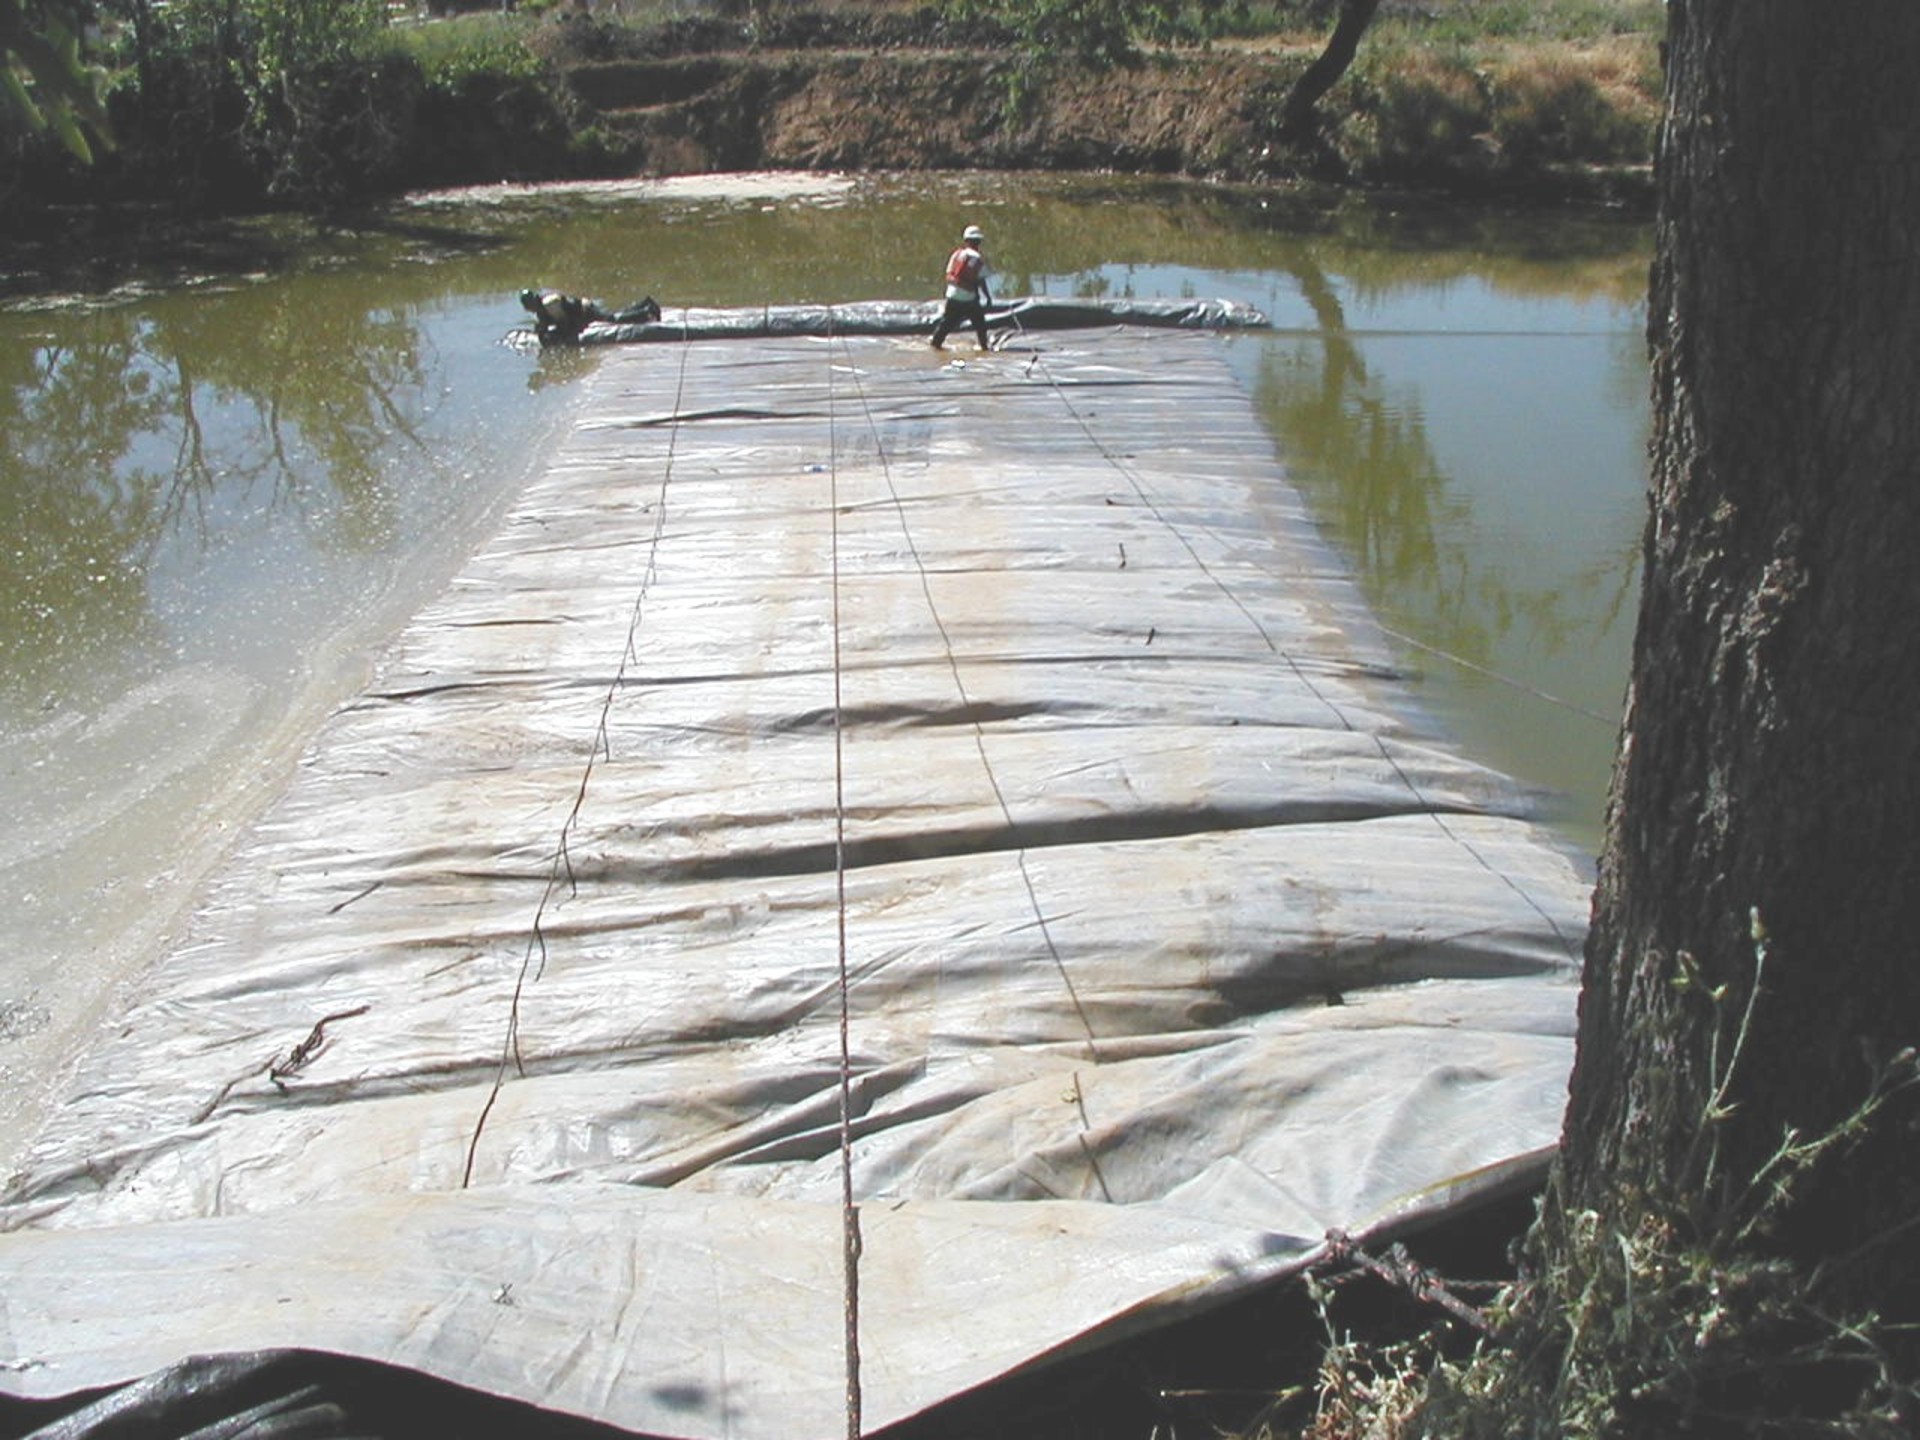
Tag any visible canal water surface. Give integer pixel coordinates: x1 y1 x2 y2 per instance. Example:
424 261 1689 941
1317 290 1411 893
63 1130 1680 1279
0 171 1650 1162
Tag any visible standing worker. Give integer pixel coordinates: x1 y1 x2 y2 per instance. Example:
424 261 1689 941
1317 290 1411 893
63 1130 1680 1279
931 224 992 352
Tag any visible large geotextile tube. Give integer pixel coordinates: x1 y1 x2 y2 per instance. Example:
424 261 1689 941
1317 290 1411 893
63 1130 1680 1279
574 296 1269 344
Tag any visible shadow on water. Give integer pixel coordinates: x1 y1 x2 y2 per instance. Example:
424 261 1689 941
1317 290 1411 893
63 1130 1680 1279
0 203 517 302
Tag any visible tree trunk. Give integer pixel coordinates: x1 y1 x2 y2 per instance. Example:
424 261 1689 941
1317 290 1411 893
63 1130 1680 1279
1279 0 1379 140
1559 0 1920 1321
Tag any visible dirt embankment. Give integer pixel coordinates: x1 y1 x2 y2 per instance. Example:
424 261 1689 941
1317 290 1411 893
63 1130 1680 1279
539 14 1655 206
562 48 1290 180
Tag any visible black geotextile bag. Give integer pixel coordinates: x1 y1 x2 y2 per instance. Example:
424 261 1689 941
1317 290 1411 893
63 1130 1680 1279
1 1350 626 1440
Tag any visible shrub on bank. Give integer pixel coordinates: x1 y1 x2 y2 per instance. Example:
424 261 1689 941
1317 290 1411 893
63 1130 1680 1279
0 6 591 224
383 12 544 92
1325 31 1655 194
1486 48 1658 167
1340 47 1493 180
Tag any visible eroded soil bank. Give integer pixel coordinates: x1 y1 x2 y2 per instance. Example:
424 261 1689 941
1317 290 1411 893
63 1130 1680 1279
544 17 1654 205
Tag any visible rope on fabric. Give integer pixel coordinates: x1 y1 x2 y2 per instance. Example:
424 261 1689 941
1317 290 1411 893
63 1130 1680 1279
832 329 1115 1227
1373 622 1618 727
832 330 1106 1067
821 324 1113 1305
462 327 694 1189
1015 320 1582 965
823 312 865 1440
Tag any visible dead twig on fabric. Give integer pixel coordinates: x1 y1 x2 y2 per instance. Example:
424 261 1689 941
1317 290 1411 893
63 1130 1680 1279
269 1004 372 1092
190 1004 373 1123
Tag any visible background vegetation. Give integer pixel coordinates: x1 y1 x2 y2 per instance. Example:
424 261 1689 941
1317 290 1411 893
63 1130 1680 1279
2 0 1661 226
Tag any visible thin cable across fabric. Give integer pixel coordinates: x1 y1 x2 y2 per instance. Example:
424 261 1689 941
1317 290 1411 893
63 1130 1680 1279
1014 319 1583 966
463 332 696 1186
824 312 864 1440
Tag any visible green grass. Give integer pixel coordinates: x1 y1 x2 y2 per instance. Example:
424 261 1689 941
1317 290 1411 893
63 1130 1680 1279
1203 0 1664 45
1391 0 1665 44
382 12 543 88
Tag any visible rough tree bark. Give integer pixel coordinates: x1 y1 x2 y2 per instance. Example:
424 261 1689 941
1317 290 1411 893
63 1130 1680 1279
1557 0 1920 1354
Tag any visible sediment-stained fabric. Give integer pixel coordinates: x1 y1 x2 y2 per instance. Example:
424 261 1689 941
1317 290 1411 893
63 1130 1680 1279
0 327 1586 1438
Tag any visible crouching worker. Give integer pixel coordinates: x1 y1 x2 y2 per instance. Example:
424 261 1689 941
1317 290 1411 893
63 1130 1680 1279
931 225 991 351
519 288 662 345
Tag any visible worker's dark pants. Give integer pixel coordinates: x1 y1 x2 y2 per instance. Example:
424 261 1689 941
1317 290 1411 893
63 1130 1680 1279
932 297 989 349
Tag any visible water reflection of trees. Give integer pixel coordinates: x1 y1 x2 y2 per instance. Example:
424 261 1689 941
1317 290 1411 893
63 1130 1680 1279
150 283 428 547
1253 246 1642 678
0 322 173 702
0 287 430 708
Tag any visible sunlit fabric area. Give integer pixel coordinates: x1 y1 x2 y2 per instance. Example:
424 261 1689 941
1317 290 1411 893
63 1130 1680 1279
0 319 1588 1437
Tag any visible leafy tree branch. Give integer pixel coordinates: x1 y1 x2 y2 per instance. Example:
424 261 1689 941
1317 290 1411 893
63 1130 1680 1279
0 0 111 161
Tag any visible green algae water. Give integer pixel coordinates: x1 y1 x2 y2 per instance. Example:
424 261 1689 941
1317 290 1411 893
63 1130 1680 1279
0 172 1648 1159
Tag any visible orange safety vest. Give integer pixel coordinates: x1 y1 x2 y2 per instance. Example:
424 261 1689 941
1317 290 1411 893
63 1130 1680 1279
945 245 985 298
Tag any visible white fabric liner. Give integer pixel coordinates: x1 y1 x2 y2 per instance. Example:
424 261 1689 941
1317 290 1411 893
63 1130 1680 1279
0 326 1588 1437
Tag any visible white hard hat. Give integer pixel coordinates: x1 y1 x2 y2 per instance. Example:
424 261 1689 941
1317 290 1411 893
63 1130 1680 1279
962 224 985 242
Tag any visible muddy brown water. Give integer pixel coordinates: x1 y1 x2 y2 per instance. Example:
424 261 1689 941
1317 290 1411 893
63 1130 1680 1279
0 171 1650 1165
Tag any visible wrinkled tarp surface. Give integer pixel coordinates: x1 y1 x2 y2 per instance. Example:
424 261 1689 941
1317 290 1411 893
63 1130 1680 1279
578 296 1268 344
0 324 1588 1438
